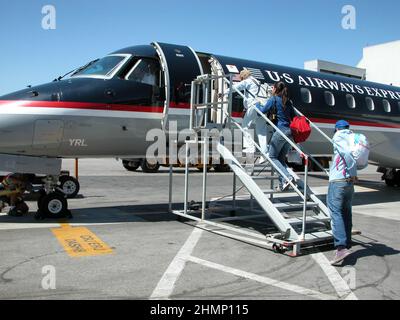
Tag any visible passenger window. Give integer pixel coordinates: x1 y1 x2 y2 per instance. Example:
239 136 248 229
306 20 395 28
383 99 391 112
126 59 160 86
346 94 356 109
398 102 400 113
301 88 312 104
366 97 375 111
324 91 335 106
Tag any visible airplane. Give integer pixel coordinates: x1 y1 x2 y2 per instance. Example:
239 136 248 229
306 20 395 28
0 42 399 218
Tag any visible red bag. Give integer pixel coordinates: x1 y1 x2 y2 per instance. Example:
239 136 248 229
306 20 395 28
290 116 311 143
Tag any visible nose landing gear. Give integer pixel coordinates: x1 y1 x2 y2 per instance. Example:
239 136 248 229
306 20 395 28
381 168 400 187
34 175 72 220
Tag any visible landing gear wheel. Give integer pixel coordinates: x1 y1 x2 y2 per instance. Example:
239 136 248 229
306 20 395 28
16 201 29 215
34 210 45 220
122 160 140 172
385 178 396 187
59 176 80 198
305 158 314 172
196 165 212 172
141 159 160 173
8 207 22 217
213 164 231 172
8 200 29 217
40 193 69 218
37 189 46 209
272 243 284 254
395 170 400 187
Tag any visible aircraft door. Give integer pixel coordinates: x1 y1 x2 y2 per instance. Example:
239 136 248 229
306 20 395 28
152 42 204 131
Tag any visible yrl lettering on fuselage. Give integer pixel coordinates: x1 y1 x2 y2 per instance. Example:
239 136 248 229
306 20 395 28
69 139 88 147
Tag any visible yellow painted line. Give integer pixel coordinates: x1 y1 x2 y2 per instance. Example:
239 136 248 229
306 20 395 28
51 223 113 258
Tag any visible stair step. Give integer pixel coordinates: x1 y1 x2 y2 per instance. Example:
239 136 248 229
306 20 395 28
261 188 295 194
243 189 293 196
245 170 274 175
286 216 331 225
249 164 272 169
251 176 280 180
304 231 333 241
217 143 334 248
303 230 362 242
244 165 272 169
273 202 318 210
242 163 272 168
245 167 273 173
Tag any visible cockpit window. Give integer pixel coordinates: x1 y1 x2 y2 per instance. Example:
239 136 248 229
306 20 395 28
125 59 160 86
72 54 131 79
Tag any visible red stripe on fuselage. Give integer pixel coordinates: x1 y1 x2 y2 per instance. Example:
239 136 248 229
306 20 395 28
0 100 164 113
0 100 399 129
169 101 190 109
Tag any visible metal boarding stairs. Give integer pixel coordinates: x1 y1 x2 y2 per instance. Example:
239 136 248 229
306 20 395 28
169 74 360 256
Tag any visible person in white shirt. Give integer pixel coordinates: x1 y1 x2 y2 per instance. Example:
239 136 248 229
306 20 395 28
141 63 157 86
222 69 268 155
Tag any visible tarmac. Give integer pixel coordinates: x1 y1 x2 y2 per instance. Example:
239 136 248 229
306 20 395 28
0 158 399 300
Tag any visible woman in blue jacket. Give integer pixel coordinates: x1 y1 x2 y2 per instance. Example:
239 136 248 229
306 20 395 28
257 82 295 191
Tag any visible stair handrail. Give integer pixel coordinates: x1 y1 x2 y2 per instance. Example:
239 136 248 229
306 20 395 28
293 107 333 144
222 77 306 159
222 111 306 199
221 76 312 239
222 76 332 177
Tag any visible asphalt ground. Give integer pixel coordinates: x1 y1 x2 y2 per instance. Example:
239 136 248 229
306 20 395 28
0 159 399 300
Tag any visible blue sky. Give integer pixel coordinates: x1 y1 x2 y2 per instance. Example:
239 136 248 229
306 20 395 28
0 0 399 95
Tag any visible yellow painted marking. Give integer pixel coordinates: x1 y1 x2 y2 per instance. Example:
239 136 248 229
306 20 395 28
51 223 113 258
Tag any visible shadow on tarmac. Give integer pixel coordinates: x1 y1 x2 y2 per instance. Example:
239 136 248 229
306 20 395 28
341 240 400 267
1 200 399 263
306 177 400 206
0 203 174 224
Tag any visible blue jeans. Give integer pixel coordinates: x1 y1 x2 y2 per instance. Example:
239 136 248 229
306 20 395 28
269 128 292 187
242 106 268 154
327 182 354 249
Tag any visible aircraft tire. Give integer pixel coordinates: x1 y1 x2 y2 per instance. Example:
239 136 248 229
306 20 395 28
394 170 400 187
213 164 231 172
15 201 29 215
122 160 140 172
196 164 212 172
40 193 69 218
37 189 46 209
385 178 396 187
34 211 45 220
141 159 160 173
59 176 80 198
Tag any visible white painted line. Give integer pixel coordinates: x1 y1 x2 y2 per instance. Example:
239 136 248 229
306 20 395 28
0 221 144 231
150 226 204 300
188 256 336 300
0 222 61 230
311 252 358 300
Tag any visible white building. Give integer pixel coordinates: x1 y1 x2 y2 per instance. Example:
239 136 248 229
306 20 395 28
304 59 366 80
305 40 400 87
357 40 400 87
